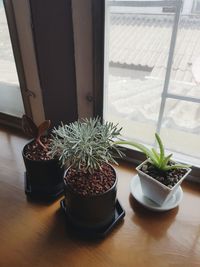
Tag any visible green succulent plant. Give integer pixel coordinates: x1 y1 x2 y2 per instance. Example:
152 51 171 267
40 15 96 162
115 133 190 171
49 118 124 173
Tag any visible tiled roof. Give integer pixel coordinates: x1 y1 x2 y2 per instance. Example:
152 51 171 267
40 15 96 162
109 14 200 84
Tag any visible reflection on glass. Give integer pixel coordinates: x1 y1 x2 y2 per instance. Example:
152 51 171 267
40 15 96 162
0 0 24 117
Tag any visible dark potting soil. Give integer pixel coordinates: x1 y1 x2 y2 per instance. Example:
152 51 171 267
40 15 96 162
65 164 116 196
141 161 188 188
24 137 53 161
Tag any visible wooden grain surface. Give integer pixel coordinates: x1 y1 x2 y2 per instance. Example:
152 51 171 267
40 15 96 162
0 126 200 267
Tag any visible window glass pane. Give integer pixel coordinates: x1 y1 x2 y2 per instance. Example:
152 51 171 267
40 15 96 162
0 0 24 117
160 99 200 166
193 0 200 13
168 14 200 99
104 1 174 145
104 1 200 167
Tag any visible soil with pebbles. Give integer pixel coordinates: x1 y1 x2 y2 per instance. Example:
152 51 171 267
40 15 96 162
24 137 53 161
141 161 188 188
65 164 116 196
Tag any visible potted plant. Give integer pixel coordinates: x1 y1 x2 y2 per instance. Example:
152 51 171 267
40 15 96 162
22 115 64 199
116 133 191 206
49 118 125 234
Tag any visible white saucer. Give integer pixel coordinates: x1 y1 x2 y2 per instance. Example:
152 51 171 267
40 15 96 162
130 175 183 212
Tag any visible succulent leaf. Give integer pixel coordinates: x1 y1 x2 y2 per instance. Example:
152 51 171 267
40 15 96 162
22 115 51 149
155 133 165 166
115 133 191 172
163 164 190 171
160 154 173 169
37 120 51 140
22 115 38 138
151 148 160 163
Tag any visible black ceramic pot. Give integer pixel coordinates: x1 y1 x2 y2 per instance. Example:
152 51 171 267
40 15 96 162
22 140 64 198
63 165 117 230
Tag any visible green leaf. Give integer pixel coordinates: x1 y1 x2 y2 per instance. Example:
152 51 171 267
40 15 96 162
151 148 160 163
115 135 192 172
163 164 191 171
160 153 172 169
155 133 164 166
115 140 158 166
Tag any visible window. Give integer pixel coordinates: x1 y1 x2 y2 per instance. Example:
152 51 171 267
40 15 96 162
104 0 200 167
0 0 47 127
0 0 24 117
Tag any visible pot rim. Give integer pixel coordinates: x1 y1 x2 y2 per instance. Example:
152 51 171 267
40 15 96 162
63 163 117 198
136 159 192 191
22 139 57 164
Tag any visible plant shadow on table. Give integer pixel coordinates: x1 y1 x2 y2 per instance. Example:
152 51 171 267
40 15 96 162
43 208 110 252
25 207 124 266
25 193 64 206
59 206 125 243
129 194 179 239
24 208 94 265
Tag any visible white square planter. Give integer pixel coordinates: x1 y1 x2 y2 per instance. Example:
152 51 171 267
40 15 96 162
136 159 191 206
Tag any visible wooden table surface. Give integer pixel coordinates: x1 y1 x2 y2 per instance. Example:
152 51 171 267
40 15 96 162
0 126 200 267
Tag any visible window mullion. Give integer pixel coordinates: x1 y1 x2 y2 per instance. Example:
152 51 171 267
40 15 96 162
103 1 110 120
155 0 182 138
166 93 200 104
108 1 179 8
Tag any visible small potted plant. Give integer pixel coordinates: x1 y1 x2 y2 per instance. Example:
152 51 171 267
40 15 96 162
49 118 125 234
22 115 64 199
116 133 191 206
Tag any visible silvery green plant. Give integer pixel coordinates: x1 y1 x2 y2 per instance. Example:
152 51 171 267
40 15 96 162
115 133 190 171
49 118 124 173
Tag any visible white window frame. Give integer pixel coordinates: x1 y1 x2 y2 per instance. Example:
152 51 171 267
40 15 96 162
3 0 45 125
